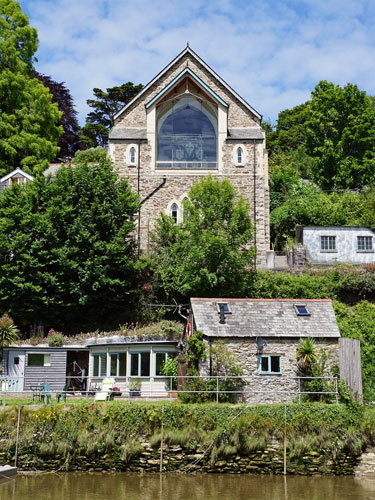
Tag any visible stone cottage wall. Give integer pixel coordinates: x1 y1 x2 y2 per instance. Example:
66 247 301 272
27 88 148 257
201 338 339 404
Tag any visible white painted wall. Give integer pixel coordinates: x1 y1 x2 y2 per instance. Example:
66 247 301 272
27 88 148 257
303 227 375 265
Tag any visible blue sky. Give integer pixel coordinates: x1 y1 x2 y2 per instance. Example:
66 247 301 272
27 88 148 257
20 0 375 125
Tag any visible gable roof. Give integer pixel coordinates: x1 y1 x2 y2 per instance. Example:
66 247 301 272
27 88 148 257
0 168 34 183
191 298 340 339
113 46 262 121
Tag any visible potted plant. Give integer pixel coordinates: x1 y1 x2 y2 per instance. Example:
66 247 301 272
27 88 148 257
129 379 141 397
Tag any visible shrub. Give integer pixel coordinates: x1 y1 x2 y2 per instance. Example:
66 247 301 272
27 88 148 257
0 314 19 346
47 329 64 346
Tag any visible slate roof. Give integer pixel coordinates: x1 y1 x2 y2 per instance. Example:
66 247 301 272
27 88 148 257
191 298 340 339
227 127 264 141
109 127 147 141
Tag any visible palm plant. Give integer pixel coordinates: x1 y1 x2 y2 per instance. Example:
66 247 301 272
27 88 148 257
296 337 318 374
0 314 20 346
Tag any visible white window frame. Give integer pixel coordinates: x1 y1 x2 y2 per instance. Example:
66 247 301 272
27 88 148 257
357 236 373 251
130 351 151 377
27 353 51 367
92 352 107 377
258 355 282 375
170 203 178 223
109 352 127 377
320 235 336 251
154 352 177 376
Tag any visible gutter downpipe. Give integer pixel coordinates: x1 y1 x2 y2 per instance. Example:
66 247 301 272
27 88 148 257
253 139 257 268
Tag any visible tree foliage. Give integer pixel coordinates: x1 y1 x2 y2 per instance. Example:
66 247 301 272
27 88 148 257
81 82 143 147
306 81 375 190
152 176 255 299
0 158 139 332
0 0 62 175
35 72 80 157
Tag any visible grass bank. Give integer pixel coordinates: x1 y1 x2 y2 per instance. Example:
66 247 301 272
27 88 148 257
0 402 373 474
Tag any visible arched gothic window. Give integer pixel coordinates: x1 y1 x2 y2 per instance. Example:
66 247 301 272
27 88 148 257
157 96 217 169
129 147 136 165
171 203 178 223
237 147 243 164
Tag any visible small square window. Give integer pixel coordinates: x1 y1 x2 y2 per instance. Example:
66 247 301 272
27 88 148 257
295 305 310 316
321 235 336 251
14 357 19 365
358 236 373 251
258 355 281 374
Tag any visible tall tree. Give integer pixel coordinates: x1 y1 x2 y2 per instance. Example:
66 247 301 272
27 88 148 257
82 82 143 146
0 158 139 332
306 81 375 190
0 0 62 175
35 72 80 157
152 177 255 299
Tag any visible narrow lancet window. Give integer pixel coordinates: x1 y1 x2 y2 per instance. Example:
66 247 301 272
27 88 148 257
171 203 178 223
130 147 136 165
237 147 243 164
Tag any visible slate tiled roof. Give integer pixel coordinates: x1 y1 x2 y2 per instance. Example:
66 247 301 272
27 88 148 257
191 298 340 339
109 127 147 140
227 127 264 141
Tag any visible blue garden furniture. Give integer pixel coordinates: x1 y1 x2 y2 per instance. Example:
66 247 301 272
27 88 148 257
40 382 52 403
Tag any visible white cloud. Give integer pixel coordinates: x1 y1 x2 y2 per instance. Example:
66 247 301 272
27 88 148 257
20 0 375 124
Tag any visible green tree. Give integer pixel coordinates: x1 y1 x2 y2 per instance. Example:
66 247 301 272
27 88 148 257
306 81 375 190
0 158 139 332
82 83 143 146
0 0 62 175
152 176 255 298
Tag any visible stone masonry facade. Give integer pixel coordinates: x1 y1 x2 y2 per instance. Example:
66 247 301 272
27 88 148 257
201 337 339 404
109 47 270 267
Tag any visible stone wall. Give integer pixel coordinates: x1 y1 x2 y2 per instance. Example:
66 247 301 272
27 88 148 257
201 338 339 404
0 439 359 475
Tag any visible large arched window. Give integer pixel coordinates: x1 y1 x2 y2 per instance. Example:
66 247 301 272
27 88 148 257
157 96 217 169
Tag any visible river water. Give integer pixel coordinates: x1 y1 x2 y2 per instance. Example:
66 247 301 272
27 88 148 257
1 472 375 500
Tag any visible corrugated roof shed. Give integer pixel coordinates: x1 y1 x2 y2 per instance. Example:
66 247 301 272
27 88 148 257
191 298 340 339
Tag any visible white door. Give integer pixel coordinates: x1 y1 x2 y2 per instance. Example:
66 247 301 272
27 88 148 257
7 351 25 391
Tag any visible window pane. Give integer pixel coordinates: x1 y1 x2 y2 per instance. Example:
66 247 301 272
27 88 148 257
44 354 51 367
155 353 166 376
28 353 44 366
296 305 309 315
131 353 139 376
93 355 99 376
140 352 150 376
100 354 107 377
110 354 117 376
237 147 242 163
119 353 127 376
261 357 269 372
157 97 217 169
270 356 280 373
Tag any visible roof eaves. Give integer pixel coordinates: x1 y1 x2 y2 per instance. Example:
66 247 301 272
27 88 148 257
0 168 34 183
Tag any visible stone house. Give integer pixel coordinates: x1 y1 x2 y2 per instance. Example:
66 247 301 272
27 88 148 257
109 45 270 267
296 226 375 266
189 298 343 403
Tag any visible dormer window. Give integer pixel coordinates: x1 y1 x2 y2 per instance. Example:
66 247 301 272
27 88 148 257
129 147 136 165
295 304 310 316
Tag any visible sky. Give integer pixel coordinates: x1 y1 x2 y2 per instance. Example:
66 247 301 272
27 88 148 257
20 0 375 125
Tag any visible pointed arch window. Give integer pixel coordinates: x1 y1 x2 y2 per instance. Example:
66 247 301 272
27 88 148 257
129 147 136 165
237 147 243 165
171 203 178 223
157 96 217 169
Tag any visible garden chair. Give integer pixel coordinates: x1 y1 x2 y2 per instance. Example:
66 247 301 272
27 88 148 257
40 382 52 403
56 381 71 402
94 377 115 402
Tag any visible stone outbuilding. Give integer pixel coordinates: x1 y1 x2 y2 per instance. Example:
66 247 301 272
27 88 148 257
109 45 270 267
190 298 343 403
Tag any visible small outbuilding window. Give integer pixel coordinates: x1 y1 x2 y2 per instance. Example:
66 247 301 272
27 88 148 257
358 236 373 251
216 302 231 314
295 304 310 316
28 353 51 367
321 235 336 251
92 353 107 377
258 355 281 374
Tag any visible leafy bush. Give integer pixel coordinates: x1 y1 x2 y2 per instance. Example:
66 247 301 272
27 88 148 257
47 329 64 346
162 357 178 390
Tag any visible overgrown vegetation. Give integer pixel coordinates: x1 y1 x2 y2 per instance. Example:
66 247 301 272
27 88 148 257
0 402 373 470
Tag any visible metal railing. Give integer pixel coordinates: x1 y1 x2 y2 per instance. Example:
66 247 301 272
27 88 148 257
0 375 339 406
